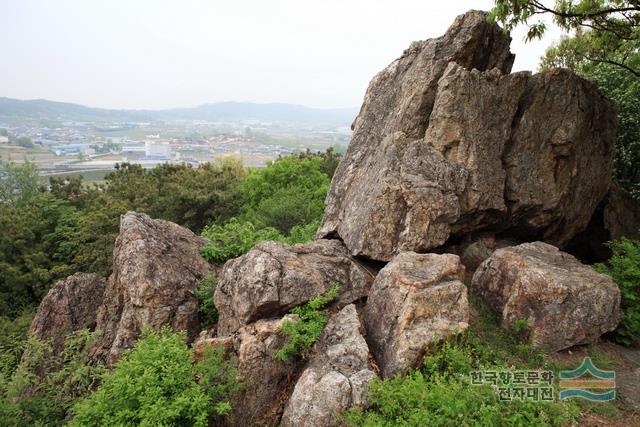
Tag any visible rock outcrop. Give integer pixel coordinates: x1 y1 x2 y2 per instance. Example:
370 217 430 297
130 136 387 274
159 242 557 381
214 239 374 335
471 242 622 351
318 11 616 262
29 272 106 353
364 252 469 378
227 315 304 426
90 212 212 365
281 305 376 427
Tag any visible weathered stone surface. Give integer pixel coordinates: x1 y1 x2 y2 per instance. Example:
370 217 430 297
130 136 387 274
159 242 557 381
565 183 640 262
318 10 616 262
603 184 640 242
471 242 622 352
30 272 106 353
215 239 374 335
364 252 469 378
90 212 212 365
281 304 376 427
227 315 304 427
459 235 518 272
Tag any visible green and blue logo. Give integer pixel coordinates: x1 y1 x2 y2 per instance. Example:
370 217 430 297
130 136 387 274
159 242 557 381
559 357 615 401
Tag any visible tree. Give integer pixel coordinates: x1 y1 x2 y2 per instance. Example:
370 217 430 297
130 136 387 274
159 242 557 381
241 156 329 234
0 161 41 207
15 137 33 148
490 1 640 77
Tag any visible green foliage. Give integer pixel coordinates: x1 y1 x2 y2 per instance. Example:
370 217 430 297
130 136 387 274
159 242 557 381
490 1 640 77
196 275 219 328
15 137 33 148
594 237 640 346
274 284 340 362
201 218 285 263
0 310 34 379
290 147 342 178
71 327 239 426
344 369 577 427
0 161 41 207
241 155 329 234
0 165 84 316
0 329 104 426
344 301 579 426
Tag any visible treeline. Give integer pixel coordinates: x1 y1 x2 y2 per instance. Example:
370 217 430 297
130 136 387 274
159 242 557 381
0 148 340 319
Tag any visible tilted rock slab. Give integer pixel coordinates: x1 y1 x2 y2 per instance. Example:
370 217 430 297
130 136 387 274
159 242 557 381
364 252 469 378
318 10 616 262
30 272 106 353
471 241 622 351
281 304 376 427
226 315 304 427
215 239 374 335
90 212 212 365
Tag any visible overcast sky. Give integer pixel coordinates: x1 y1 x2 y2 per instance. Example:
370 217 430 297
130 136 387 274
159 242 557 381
0 0 564 110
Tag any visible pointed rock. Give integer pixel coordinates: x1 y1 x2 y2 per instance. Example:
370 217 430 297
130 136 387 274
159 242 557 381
90 212 212 365
318 11 615 261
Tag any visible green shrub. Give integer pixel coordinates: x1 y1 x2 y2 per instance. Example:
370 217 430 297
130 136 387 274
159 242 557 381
70 327 238 426
345 335 578 427
343 299 580 426
594 237 640 346
241 156 329 234
196 275 219 328
0 329 104 426
274 284 340 362
0 310 34 379
200 218 284 263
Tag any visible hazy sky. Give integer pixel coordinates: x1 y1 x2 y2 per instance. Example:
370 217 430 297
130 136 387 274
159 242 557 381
0 0 564 110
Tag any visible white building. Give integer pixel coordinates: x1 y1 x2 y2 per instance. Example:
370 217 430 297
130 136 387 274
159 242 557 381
145 141 171 159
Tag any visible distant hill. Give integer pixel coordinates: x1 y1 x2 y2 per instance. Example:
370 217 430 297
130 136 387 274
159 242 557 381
0 97 358 127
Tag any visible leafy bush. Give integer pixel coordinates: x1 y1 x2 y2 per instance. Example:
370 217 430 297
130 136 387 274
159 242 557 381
0 329 104 426
200 216 321 264
196 275 219 328
70 327 238 426
274 284 340 361
200 218 285 263
594 237 640 346
343 300 580 426
241 156 329 234
0 310 34 379
344 368 577 427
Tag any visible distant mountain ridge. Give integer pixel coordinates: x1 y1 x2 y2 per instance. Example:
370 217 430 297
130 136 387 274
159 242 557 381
0 97 358 126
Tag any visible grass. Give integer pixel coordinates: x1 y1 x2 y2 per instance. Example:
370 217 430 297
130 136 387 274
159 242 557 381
344 296 627 426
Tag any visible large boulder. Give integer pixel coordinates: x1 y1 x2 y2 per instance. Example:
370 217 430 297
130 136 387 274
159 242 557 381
281 304 376 427
90 212 212 365
29 272 106 353
215 239 374 335
364 252 469 378
318 11 616 262
471 242 622 351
